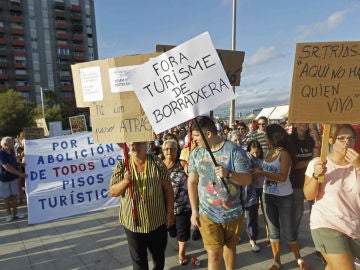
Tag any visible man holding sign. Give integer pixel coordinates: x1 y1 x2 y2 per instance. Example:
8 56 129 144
187 116 252 270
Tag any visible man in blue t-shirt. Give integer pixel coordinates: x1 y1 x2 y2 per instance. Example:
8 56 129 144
0 137 27 222
188 116 252 270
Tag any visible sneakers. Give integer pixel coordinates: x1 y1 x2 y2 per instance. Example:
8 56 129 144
354 257 360 268
13 213 25 220
249 240 260 252
6 215 14 222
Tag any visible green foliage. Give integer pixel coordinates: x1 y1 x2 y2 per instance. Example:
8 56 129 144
0 89 32 137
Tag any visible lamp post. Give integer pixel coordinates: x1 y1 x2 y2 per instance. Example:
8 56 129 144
229 0 237 125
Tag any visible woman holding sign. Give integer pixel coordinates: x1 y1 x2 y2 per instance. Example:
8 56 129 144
110 142 174 270
304 124 360 270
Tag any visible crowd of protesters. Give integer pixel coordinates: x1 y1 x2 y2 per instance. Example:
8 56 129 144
110 116 359 269
1 116 359 269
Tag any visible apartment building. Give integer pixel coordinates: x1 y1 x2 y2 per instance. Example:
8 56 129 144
0 0 98 113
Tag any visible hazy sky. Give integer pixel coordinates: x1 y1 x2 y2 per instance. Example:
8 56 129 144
94 0 360 115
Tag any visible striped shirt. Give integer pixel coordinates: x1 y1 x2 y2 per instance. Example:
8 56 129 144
110 154 170 233
251 130 270 154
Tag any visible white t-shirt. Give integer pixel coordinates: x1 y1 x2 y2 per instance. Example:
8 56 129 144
305 157 360 238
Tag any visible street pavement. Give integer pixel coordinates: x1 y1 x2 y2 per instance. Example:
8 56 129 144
0 200 328 270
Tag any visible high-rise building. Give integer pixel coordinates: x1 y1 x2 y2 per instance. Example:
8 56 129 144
0 0 98 114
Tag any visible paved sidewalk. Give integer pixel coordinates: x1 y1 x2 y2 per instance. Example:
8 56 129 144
0 200 327 270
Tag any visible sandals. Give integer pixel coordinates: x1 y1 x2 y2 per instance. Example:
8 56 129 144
178 257 188 265
297 258 310 270
268 261 281 270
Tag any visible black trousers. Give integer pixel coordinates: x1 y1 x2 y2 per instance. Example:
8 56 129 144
124 225 167 270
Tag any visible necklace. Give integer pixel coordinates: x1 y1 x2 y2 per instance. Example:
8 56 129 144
130 156 147 204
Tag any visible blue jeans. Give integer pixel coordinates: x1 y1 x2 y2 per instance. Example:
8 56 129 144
263 193 297 243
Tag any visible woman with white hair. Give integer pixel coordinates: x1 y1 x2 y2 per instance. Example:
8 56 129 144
0 136 27 222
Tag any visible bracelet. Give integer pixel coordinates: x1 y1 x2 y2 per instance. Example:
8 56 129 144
312 173 319 180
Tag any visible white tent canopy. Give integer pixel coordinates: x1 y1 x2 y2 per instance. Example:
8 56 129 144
255 106 275 120
269 104 289 120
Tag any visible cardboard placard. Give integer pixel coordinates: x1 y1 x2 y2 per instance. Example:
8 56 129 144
69 115 87 133
89 92 154 144
289 41 360 123
71 53 159 143
71 53 161 108
128 32 235 134
156 45 245 86
23 127 45 140
35 118 49 137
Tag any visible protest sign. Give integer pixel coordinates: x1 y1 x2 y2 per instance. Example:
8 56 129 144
89 91 153 144
71 53 160 108
156 45 245 86
23 127 45 140
71 53 159 143
25 132 121 224
289 41 360 123
69 115 87 133
49 121 63 137
127 32 235 134
36 118 49 137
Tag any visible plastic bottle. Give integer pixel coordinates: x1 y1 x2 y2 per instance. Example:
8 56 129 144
191 257 200 266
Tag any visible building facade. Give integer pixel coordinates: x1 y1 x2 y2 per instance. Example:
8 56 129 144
0 0 98 114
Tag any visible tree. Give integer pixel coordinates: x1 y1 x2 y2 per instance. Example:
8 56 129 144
0 89 32 137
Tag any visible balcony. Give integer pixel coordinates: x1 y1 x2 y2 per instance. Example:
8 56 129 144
70 4 81 11
61 96 75 102
12 39 25 46
56 33 68 40
13 51 26 57
11 16 23 23
56 22 67 29
0 38 5 44
0 50 7 56
74 45 84 51
58 63 70 70
0 27 4 33
11 28 24 35
9 2 22 12
0 62 8 68
0 74 9 80
60 75 72 81
15 74 28 80
72 35 83 41
55 11 66 18
58 54 71 60
71 14 82 21
54 1 65 9
61 85 73 91
14 62 26 68
74 55 85 62
16 85 30 92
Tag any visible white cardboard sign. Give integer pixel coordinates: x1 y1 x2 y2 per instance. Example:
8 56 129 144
127 32 234 134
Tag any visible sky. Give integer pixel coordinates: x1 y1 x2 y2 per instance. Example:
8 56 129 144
93 0 360 117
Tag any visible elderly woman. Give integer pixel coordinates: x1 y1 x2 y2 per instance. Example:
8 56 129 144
0 137 27 222
110 141 174 270
162 139 191 265
304 124 360 270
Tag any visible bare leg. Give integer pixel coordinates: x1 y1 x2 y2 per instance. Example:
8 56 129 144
4 197 12 215
178 241 188 264
9 195 18 216
207 248 223 270
323 252 355 270
223 245 236 270
269 241 281 269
